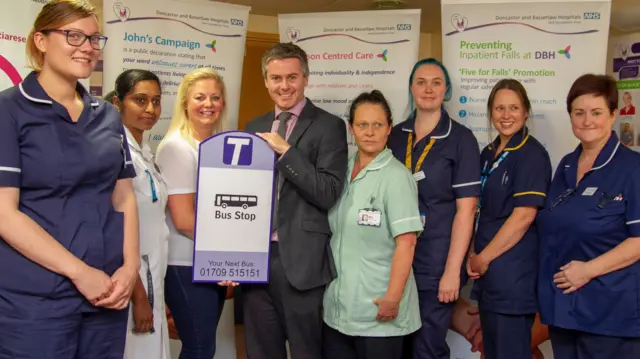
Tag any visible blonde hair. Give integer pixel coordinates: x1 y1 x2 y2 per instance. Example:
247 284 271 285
26 0 97 71
158 68 227 151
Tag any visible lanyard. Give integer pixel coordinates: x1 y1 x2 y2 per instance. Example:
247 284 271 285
474 151 510 233
405 132 436 173
145 170 158 202
480 151 510 195
141 254 156 334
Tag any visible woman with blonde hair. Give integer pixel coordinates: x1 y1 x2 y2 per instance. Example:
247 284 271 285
0 1 139 358
156 67 228 359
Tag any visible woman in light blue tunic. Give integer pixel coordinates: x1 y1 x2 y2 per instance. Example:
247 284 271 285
323 90 423 359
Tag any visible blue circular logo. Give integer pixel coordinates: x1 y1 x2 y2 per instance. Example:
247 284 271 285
460 96 467 104
459 110 467 118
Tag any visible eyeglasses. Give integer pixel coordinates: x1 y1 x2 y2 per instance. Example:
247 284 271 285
41 29 108 50
145 170 158 203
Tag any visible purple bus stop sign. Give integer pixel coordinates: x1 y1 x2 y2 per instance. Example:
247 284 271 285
192 131 276 283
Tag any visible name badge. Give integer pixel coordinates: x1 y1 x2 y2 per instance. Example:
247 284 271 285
582 187 598 196
420 213 426 227
413 171 426 182
358 209 381 227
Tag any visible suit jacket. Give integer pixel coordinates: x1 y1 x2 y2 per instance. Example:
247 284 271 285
245 98 348 291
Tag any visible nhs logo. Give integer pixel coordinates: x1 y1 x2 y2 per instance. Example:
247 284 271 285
231 19 244 26
223 136 252 166
584 12 600 20
397 24 411 31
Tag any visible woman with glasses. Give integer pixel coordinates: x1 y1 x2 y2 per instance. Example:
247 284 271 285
0 1 139 358
387 58 481 359
323 90 423 359
467 79 551 359
155 68 229 359
537 74 640 359
108 69 171 359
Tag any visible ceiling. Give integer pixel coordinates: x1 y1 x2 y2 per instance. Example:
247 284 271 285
217 0 640 34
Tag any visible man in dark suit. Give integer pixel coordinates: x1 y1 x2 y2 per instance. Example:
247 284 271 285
243 42 348 359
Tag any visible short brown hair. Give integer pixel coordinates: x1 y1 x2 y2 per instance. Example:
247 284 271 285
261 42 309 78
566 74 618 114
26 0 97 71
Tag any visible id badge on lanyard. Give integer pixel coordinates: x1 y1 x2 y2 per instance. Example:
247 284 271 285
405 132 436 182
474 151 510 232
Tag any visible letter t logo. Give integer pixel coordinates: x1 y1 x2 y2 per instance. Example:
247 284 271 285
223 136 253 166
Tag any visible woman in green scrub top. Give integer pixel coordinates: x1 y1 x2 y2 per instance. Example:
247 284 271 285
322 90 424 359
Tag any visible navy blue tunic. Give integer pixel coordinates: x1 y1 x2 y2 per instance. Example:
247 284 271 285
0 71 136 319
388 109 481 289
472 128 551 314
537 131 640 338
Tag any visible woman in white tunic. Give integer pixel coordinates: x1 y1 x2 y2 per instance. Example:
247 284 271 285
109 69 170 359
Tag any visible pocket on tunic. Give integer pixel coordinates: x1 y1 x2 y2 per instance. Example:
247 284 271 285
586 191 625 219
570 272 638 329
353 259 388 322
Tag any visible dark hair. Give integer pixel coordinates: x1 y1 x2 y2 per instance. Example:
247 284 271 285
261 42 309 78
407 58 452 116
114 69 161 101
566 74 617 114
103 90 117 104
348 90 393 125
487 79 532 117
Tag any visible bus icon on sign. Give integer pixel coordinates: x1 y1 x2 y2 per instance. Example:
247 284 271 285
215 194 258 210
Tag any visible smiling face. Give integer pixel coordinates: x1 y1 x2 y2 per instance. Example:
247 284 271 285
34 16 101 80
410 64 447 112
490 89 528 138
119 80 162 133
624 93 632 106
186 78 225 131
570 94 615 146
264 57 308 110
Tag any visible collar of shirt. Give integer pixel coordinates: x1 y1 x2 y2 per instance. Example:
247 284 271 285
562 131 621 187
275 97 307 119
348 148 394 182
124 125 153 161
488 126 530 153
400 107 452 140
18 71 99 109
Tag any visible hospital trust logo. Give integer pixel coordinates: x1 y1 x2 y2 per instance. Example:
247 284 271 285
451 14 468 32
286 27 300 43
113 2 130 22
